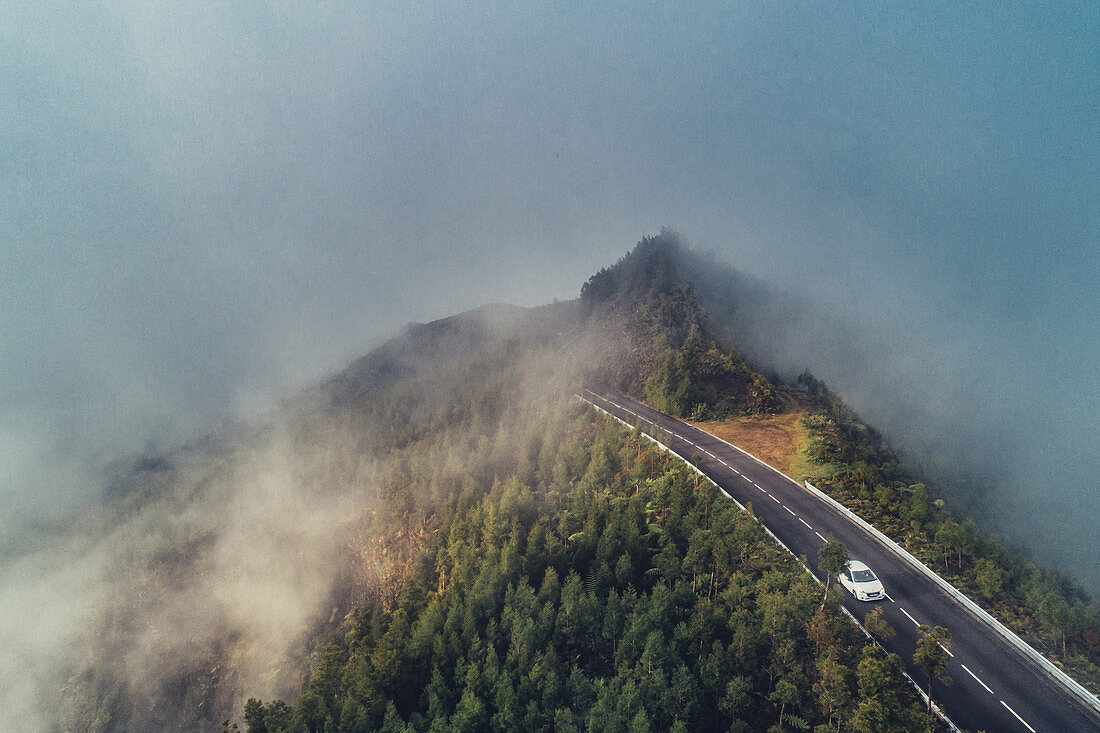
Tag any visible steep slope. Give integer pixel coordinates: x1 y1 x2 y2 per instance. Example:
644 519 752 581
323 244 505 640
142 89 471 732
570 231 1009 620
596 233 1100 692
603 233 1100 692
42 231 1100 732
224 237 936 731
241 411 929 733
50 302 583 732
578 232 779 418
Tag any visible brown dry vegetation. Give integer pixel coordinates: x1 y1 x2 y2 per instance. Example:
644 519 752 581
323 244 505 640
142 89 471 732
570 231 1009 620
689 409 814 480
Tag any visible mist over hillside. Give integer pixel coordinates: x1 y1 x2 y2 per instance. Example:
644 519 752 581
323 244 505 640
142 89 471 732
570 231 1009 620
0 294 601 731
2 233 1098 730
0 236 795 730
663 245 1100 598
5 2 1097 729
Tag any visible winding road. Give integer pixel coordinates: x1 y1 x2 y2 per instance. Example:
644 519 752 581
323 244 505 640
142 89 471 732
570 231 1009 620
581 387 1100 733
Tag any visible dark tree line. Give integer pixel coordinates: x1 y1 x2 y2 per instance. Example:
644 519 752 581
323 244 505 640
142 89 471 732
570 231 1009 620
797 371 1100 691
236 418 930 732
581 231 779 419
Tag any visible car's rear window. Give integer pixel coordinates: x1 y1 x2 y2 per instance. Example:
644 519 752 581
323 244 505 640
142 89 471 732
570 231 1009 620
852 569 877 582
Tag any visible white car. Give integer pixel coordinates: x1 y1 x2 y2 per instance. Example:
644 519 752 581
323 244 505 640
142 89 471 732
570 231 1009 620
839 560 885 601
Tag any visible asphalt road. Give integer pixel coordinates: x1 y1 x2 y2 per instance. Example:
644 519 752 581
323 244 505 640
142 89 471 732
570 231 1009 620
581 388 1100 733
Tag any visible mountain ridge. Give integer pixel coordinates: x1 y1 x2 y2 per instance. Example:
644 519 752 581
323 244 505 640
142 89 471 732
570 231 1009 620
27 232 1100 732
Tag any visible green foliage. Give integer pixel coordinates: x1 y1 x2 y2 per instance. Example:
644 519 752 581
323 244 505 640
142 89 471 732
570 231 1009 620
850 646 925 732
863 607 895 644
242 415 926 731
817 541 849 610
581 232 780 417
914 625 952 717
798 374 1100 692
973 557 1007 600
643 349 691 415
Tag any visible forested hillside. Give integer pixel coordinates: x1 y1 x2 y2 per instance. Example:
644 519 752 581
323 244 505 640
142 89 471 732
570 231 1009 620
55 232 1097 731
238 413 928 732
582 234 1100 693
579 233 779 418
790 373 1100 692
56 302 583 731
225 235 935 731
610 236 1100 689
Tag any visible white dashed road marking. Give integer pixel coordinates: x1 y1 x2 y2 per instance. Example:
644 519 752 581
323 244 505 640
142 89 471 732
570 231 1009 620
962 664 994 695
1000 701 1036 733
589 392 1048 733
940 644 954 658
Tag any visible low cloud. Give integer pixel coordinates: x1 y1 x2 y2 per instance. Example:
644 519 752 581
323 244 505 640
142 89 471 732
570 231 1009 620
0 414 374 731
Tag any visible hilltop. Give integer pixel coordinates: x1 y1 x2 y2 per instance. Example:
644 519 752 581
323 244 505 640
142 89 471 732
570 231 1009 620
584 236 1100 694
45 232 1100 732
230 234 935 733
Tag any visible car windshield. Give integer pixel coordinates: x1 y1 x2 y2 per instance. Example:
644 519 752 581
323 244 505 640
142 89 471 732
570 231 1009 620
852 569 877 582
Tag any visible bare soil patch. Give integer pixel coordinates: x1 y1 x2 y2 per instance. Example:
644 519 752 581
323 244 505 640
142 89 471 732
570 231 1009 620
689 411 812 480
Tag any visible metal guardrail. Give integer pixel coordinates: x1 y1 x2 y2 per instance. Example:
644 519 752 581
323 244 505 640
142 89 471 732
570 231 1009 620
578 394 963 730
635 390 1100 719
802 480 1100 719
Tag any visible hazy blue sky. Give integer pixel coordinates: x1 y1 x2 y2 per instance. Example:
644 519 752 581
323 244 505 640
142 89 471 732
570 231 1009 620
3 3 1098 586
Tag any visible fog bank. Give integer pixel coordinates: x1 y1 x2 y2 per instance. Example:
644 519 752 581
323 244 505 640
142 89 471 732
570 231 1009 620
2 1 1097 724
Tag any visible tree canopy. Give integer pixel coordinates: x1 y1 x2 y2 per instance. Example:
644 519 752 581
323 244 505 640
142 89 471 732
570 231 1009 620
239 416 928 732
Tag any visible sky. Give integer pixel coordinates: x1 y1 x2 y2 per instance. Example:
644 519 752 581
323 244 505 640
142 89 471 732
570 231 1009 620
2 0 1098 591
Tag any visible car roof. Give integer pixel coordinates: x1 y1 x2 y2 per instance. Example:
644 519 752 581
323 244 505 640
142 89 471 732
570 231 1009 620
847 560 871 571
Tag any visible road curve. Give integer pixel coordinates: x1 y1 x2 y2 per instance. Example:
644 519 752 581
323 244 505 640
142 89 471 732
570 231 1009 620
581 388 1100 733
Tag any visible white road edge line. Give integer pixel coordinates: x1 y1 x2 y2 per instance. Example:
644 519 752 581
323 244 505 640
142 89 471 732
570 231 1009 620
900 608 920 626
961 664 994 695
798 517 812 529
577 393 970 733
784 506 796 516
1000 700 1036 733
